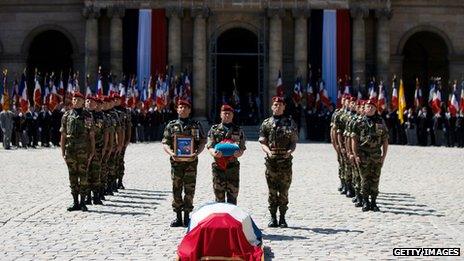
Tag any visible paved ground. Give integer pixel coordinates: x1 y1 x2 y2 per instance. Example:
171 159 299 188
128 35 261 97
0 142 463 260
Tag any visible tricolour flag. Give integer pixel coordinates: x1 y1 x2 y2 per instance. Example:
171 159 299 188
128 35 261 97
377 82 386 113
431 89 442 115
19 72 29 113
33 74 42 107
414 78 423 109
391 79 398 110
276 71 284 97
319 81 331 109
448 93 459 117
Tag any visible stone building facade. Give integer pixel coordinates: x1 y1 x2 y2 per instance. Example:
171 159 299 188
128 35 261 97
0 0 463 120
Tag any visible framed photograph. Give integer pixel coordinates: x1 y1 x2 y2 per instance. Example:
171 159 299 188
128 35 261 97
174 134 195 160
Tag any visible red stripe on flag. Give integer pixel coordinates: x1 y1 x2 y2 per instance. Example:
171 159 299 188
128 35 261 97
151 9 167 76
336 10 351 81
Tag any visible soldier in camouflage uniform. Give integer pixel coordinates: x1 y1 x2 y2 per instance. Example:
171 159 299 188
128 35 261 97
352 98 389 212
207 104 246 205
259 96 298 228
339 96 357 197
84 96 107 205
333 96 350 195
346 100 366 207
101 96 115 198
115 96 131 189
60 92 95 211
107 94 123 194
162 99 206 227
330 95 347 192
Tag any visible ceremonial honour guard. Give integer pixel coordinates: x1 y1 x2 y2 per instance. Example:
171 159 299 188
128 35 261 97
60 92 95 211
162 99 206 227
207 104 246 205
259 96 298 228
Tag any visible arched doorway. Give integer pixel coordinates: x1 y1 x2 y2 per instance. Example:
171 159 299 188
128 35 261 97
213 28 261 125
402 31 449 107
26 30 74 88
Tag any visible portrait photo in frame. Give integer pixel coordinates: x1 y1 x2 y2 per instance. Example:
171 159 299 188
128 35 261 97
174 134 195 159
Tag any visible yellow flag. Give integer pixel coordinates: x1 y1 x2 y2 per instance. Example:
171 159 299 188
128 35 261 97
398 79 406 124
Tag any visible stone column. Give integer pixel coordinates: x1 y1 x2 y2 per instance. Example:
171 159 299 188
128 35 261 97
350 7 368 86
108 6 125 80
267 8 284 101
83 6 100 87
292 8 310 82
167 7 183 73
191 7 209 120
376 8 392 87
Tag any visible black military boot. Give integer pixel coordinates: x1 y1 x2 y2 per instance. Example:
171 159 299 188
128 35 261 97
93 190 103 205
346 183 355 198
278 212 288 228
268 212 278 228
100 187 106 201
352 191 358 203
354 194 363 207
340 182 347 195
370 196 380 212
80 194 88 212
85 192 92 205
117 179 125 190
183 211 190 227
362 196 370 212
67 193 80 211
170 211 183 227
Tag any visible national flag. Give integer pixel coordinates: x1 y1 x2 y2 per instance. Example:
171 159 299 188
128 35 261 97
336 88 342 109
448 93 459 117
357 89 363 100
183 73 192 101
367 77 376 99
428 79 436 106
319 81 331 108
391 77 398 110
85 74 92 98
398 79 406 124
276 71 284 97
19 71 29 113
33 72 42 107
292 77 303 104
343 79 351 95
107 73 116 96
460 87 464 113
1 69 10 110
96 66 103 97
431 89 442 115
377 82 386 113
305 82 315 109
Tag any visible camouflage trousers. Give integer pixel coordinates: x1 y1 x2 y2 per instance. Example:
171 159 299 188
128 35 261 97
359 150 382 197
65 148 89 196
87 151 102 192
265 156 292 214
337 154 345 183
100 157 109 189
343 155 354 185
212 161 240 205
116 147 127 180
171 158 198 213
107 152 118 184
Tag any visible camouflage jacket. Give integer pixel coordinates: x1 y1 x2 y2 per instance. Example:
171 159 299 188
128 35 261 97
351 115 389 153
162 117 206 153
60 108 94 152
91 110 107 154
259 115 298 153
206 123 246 151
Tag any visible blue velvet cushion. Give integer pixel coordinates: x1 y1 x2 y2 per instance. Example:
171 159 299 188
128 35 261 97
214 143 240 156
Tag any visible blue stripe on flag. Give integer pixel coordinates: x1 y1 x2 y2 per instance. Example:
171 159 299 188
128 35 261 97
322 10 337 105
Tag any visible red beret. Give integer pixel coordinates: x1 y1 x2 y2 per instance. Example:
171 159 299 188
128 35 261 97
365 98 378 108
72 92 84 99
221 104 234 112
342 94 350 99
272 96 285 104
177 99 191 107
86 96 98 102
110 93 120 99
96 97 104 104
103 96 112 103
349 96 357 102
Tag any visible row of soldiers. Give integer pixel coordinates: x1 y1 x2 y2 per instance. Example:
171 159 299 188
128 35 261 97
331 95 389 212
60 92 131 211
161 96 298 228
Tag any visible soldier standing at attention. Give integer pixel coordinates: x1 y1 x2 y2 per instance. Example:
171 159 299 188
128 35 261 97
162 99 206 227
207 104 246 205
259 96 298 228
60 92 95 211
84 96 106 205
0 105 15 150
115 97 131 189
352 98 389 212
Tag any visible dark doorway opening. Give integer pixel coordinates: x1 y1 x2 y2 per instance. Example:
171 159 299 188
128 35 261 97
402 31 449 107
27 30 74 100
216 28 260 125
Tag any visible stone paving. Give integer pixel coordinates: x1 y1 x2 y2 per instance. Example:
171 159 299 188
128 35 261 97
0 142 463 260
